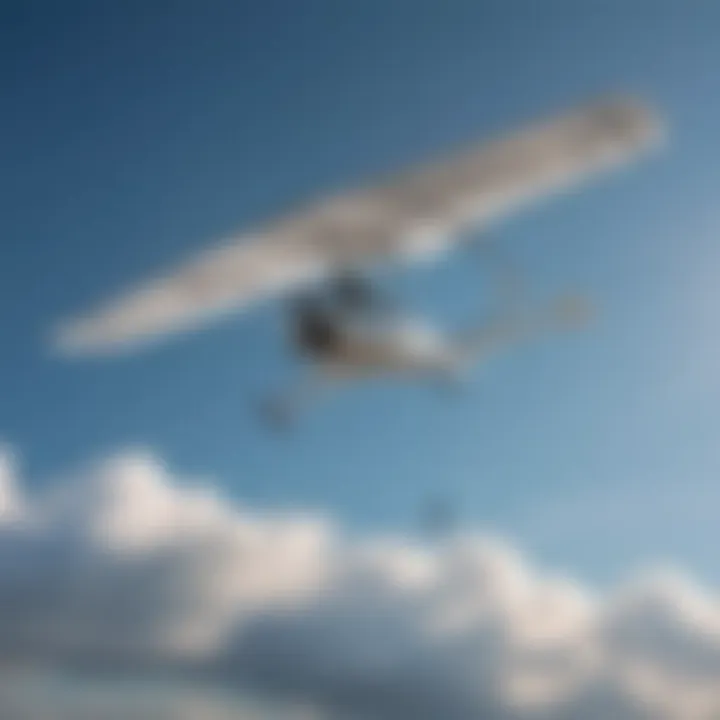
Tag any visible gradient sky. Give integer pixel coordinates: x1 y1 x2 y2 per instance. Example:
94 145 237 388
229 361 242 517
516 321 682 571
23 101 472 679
2 0 720 585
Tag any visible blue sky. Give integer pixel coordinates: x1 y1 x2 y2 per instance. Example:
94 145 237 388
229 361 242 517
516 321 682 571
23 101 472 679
2 0 720 584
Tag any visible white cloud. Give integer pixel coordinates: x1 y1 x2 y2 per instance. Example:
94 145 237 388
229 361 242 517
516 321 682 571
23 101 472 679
0 447 719 719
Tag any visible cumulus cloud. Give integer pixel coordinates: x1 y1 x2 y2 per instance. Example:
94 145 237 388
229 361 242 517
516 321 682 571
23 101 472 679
0 447 719 719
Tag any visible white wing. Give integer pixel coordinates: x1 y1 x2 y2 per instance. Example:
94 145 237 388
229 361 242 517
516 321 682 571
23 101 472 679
53 95 664 356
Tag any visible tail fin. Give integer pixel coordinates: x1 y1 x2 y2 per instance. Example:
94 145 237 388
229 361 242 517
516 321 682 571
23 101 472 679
453 292 594 365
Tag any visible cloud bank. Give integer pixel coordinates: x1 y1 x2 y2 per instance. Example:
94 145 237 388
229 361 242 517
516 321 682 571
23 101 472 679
1 448 719 719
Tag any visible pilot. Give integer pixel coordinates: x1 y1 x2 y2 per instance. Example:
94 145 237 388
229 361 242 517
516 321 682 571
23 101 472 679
292 274 379 359
293 295 342 359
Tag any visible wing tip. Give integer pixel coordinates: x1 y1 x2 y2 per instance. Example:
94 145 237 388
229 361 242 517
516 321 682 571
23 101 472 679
591 93 668 152
49 318 140 360
49 321 102 359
